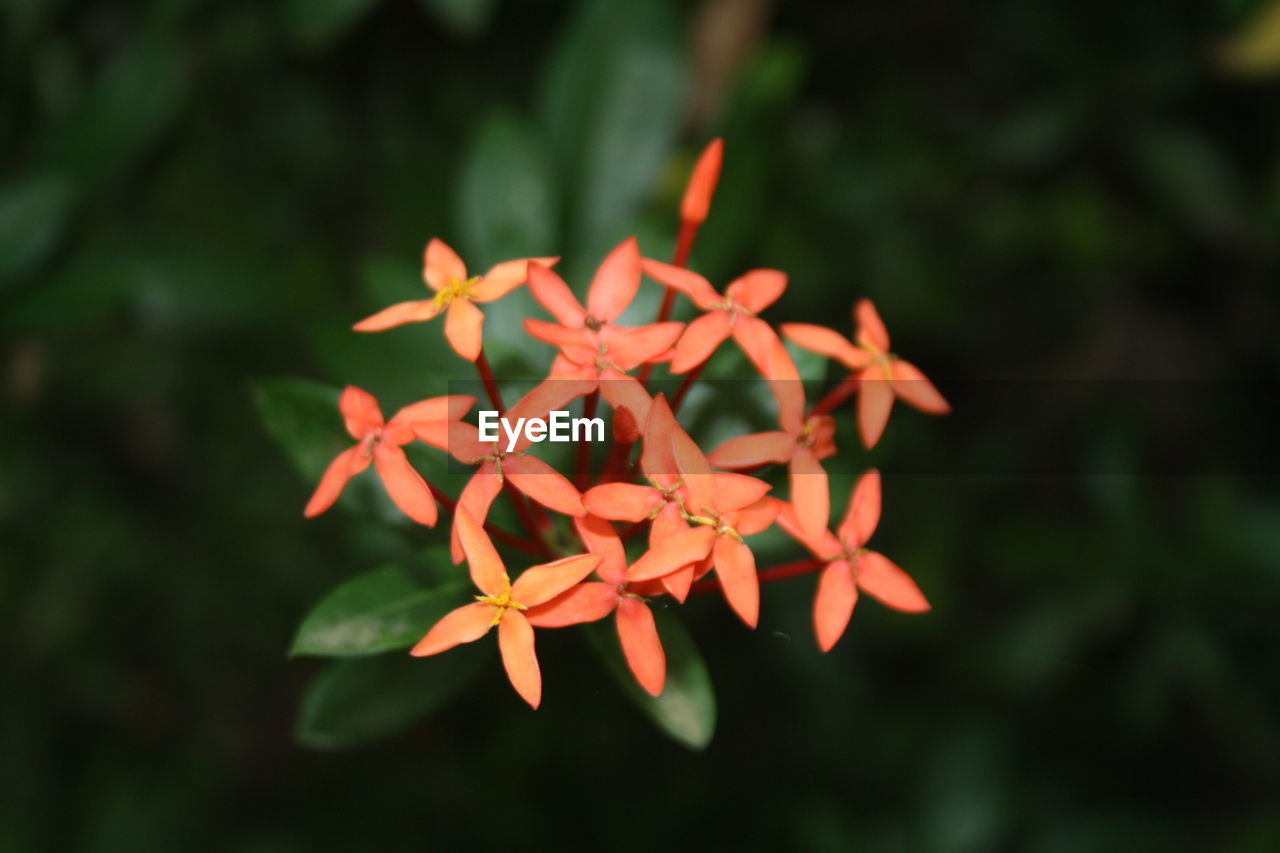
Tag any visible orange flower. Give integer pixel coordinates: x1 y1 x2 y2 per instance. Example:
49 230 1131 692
304 387 474 526
524 514 718 696
782 299 949 448
639 259 787 376
354 238 556 362
708 339 836 541
411 508 601 708
441 379 590 562
777 469 930 651
680 138 723 229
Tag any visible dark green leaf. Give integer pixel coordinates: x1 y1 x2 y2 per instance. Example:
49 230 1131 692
587 608 715 750
291 567 465 657
250 377 345 481
296 645 487 749
283 0 382 50
0 172 75 290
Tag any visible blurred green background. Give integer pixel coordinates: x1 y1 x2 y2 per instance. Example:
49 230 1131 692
3 0 1279 850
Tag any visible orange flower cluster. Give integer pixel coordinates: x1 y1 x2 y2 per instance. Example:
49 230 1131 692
303 140 948 708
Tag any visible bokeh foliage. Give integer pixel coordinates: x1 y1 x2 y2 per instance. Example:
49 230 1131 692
3 0 1279 851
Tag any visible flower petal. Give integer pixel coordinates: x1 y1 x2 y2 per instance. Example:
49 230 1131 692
626 526 715 582
598 370 654 424
609 322 686 371
640 394 678 479
838 468 881 549
373 444 438 526
789 447 829 542
713 536 759 628
582 483 662 523
813 560 857 652
779 323 868 370
680 138 723 227
857 550 929 612
660 564 696 602
452 466 503 564
410 602 495 656
617 597 666 696
390 395 476 430
855 298 890 351
444 297 485 362
890 360 950 415
776 500 841 557
523 318 598 363
454 505 507 596
353 299 443 332
726 269 786 313
497 611 541 708
503 455 586 516
708 431 794 469
527 262 586 327
711 472 772 512
587 237 641 322
857 367 894 449
512 553 602 607
423 238 467 291
731 316 785 378
303 446 369 517
671 422 716 516
339 386 384 438
640 258 721 310
524 582 618 628
730 495 781 536
471 257 558 302
670 311 732 374
572 514 628 584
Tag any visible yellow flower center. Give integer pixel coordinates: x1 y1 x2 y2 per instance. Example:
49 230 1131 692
475 576 527 625
434 275 481 309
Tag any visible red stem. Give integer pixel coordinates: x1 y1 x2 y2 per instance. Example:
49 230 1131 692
427 482 544 555
637 218 699 386
475 349 505 415
689 558 824 595
575 390 598 490
809 373 860 418
669 362 706 414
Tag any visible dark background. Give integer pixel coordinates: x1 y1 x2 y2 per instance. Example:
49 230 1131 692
3 0 1279 850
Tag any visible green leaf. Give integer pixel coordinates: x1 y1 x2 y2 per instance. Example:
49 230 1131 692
296 645 487 749
250 377 345 481
587 608 716 750
0 172 75 291
420 0 496 38
284 0 382 50
457 110 558 266
291 567 465 657
539 0 685 269
40 34 186 194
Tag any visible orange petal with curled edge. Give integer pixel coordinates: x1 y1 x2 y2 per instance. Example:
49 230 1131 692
586 237 641 323
813 560 857 652
857 367 894 449
617 597 666 696
640 258 722 310
680 137 723 227
453 505 507 596
582 482 663 523
423 238 467 292
451 467 503 564
411 602 496 656
726 269 786 314
373 444 437 527
857 550 929 613
855 299 890 352
353 299 443 332
525 582 618 628
609 322 686 371
511 553 602 607
497 610 541 708
730 495 780 537
711 472 772 512
528 262 587 327
713 536 759 628
789 446 828 542
627 526 715 582
670 311 731 374
708 431 794 469
472 257 558 302
303 446 370 517
838 468 881 549
339 386 384 439
890 359 950 415
503 455 585 516
444 297 485 362
779 323 869 371
573 514 628 585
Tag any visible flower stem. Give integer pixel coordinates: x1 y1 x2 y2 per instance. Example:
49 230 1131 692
475 348 505 415
427 482 544 555
689 558 825 595
809 373 859 418
575 390 598 490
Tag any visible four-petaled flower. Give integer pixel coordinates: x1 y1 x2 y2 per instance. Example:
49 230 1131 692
355 238 556 362
305 386 473 526
782 298 949 448
411 508 601 708
777 469 930 651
